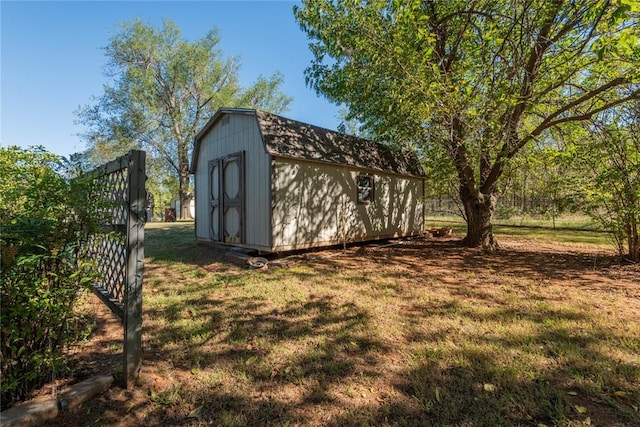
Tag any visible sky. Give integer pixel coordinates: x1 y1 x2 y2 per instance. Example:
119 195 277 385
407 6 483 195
1 0 341 158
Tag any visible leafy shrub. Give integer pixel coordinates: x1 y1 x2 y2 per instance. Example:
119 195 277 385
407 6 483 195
567 110 640 262
0 146 99 407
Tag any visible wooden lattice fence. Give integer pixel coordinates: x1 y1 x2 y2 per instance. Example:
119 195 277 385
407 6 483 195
84 150 145 388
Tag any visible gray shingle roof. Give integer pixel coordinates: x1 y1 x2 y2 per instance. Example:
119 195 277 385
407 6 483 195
192 108 424 177
256 110 424 177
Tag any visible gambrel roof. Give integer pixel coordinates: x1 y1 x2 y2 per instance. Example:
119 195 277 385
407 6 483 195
191 108 424 177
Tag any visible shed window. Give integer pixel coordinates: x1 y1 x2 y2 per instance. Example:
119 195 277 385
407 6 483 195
357 175 374 203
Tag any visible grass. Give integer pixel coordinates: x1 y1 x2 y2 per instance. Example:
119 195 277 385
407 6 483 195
61 221 639 426
425 214 600 231
425 217 613 248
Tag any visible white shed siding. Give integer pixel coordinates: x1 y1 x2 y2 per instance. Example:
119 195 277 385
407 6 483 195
194 114 271 247
271 158 423 251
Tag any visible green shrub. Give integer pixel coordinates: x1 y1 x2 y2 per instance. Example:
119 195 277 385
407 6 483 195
568 111 640 262
0 146 98 407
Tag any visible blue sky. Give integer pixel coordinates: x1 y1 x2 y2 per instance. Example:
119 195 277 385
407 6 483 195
1 0 340 158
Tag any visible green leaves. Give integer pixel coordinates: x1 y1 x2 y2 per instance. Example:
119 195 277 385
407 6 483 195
295 0 640 246
1 146 100 406
559 105 640 261
77 19 292 214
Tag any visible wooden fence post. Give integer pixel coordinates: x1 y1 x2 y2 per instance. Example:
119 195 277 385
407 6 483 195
124 150 145 388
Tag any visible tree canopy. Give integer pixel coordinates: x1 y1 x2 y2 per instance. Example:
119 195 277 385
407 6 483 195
77 19 292 217
295 0 640 248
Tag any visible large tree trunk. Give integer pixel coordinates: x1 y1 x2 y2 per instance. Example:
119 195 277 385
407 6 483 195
178 160 191 220
627 217 639 262
460 186 499 250
179 190 190 219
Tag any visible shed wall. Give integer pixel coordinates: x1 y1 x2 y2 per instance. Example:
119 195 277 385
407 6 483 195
272 158 423 251
194 114 271 248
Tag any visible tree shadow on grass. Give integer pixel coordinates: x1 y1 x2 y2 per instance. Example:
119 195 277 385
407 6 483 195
57 292 389 426
144 223 630 293
49 225 639 426
144 227 637 426
326 303 640 427
139 294 637 426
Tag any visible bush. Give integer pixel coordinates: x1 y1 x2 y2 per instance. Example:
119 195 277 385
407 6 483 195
569 111 640 262
0 146 98 407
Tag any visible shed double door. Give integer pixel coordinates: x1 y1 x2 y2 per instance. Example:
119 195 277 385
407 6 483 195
209 152 245 243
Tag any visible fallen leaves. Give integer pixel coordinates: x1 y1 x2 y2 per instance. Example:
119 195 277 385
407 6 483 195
483 383 496 392
575 405 588 414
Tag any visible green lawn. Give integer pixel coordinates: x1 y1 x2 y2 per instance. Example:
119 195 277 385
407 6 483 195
424 214 599 231
425 218 613 248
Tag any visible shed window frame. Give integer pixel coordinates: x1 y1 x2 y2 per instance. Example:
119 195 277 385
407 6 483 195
357 174 375 204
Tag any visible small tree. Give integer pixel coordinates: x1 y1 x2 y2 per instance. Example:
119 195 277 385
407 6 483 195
569 108 640 261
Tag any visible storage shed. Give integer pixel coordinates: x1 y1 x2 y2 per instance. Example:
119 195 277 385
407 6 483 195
190 108 425 252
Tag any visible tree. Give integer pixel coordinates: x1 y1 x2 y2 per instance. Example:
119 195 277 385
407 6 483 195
566 106 640 261
295 0 640 249
77 19 292 218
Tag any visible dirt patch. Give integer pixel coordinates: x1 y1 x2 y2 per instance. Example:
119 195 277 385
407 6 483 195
42 235 639 426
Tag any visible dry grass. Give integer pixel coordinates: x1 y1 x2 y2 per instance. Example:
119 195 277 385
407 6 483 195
54 222 639 426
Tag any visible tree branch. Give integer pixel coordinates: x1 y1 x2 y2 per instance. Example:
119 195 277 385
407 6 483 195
482 84 638 193
507 0 563 134
534 88 639 132
519 78 635 151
